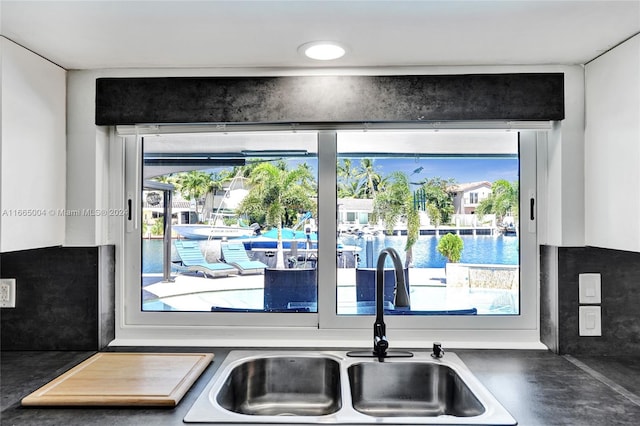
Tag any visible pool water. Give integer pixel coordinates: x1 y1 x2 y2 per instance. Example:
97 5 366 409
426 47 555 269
143 235 518 273
344 234 518 268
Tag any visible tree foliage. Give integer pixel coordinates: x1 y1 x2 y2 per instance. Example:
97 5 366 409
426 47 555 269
426 204 442 227
337 158 384 199
476 179 519 224
372 171 420 267
172 171 213 222
355 158 383 199
420 177 456 225
337 159 360 198
237 161 316 228
236 161 316 268
150 217 165 236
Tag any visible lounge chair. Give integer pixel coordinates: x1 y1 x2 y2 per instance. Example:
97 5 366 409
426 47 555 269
173 240 237 278
220 243 268 275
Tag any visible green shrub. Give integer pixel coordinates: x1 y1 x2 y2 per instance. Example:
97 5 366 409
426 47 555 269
437 233 464 263
150 218 165 236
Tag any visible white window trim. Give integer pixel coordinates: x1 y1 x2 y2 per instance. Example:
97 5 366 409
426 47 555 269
110 124 548 349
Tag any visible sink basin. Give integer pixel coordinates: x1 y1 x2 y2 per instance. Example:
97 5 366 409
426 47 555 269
216 356 341 416
348 362 484 417
184 350 516 425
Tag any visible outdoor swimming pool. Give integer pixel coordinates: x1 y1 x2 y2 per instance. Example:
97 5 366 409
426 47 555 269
342 234 518 268
142 234 518 273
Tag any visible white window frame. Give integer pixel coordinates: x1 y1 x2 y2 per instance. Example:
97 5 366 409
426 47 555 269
111 123 548 349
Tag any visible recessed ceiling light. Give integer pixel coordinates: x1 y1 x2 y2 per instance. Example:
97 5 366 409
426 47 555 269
299 41 346 61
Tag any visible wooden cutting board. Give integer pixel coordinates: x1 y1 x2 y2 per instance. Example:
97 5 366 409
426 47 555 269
21 352 214 407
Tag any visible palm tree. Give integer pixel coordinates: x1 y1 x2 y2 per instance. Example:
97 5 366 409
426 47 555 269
207 171 229 195
236 160 261 178
174 170 213 222
237 161 316 268
355 158 383 199
476 179 519 225
337 159 360 198
372 171 420 267
152 174 177 185
339 181 362 198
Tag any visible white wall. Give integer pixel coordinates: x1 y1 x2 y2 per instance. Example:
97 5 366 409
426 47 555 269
0 37 66 252
65 68 110 246
65 65 585 247
540 67 586 248
585 34 640 252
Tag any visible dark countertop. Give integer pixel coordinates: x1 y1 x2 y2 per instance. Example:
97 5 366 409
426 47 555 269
2 348 640 426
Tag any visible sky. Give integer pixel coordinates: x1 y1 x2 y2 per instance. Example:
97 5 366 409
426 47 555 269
172 155 519 187
375 157 519 184
312 156 519 185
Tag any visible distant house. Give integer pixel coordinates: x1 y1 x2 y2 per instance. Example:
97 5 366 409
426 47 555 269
337 198 375 232
142 190 194 225
450 181 493 214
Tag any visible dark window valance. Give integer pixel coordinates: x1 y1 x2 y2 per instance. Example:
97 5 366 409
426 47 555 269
96 73 564 125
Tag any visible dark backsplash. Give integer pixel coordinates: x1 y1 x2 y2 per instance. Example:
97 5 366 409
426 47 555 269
541 245 640 355
2 243 638 354
0 246 114 351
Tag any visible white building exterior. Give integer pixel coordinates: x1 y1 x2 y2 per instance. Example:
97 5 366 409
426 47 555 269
451 181 493 215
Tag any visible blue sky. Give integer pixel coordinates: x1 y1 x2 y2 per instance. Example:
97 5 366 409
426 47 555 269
330 156 519 185
202 155 519 186
375 157 519 184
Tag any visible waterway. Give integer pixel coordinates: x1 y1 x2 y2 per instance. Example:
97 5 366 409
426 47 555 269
344 234 518 269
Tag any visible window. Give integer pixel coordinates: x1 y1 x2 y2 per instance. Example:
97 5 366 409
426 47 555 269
334 130 521 317
119 126 541 345
139 131 320 314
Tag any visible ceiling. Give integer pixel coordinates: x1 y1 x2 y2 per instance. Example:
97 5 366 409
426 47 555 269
1 1 639 70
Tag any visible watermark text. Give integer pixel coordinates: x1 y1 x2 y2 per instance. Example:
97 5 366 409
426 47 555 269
1 208 127 217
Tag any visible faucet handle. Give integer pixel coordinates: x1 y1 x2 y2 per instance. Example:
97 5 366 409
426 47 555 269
432 342 444 358
373 322 389 358
374 335 389 351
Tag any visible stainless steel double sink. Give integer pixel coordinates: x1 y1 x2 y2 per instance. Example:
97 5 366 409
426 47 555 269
184 350 517 425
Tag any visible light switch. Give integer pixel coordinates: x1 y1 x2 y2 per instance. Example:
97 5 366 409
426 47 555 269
579 306 602 336
586 312 596 329
579 273 601 304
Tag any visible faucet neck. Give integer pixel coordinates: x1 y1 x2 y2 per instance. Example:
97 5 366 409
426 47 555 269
375 249 395 325
346 248 414 361
376 248 409 316
374 247 406 357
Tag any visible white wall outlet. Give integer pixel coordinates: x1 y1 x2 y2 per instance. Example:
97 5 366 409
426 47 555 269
579 273 601 304
579 306 601 336
0 278 16 308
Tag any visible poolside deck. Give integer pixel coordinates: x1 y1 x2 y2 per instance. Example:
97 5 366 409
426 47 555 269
140 267 518 314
